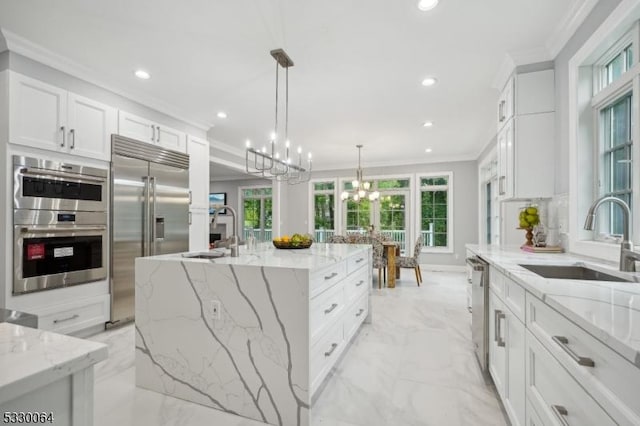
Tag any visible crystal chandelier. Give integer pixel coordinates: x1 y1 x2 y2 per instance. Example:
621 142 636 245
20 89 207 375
245 48 312 184
341 145 380 202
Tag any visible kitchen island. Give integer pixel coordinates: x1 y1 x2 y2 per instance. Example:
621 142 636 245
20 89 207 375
134 243 372 426
0 323 108 426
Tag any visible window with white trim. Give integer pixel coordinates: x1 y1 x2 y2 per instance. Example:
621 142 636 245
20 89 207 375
311 181 336 242
418 173 452 251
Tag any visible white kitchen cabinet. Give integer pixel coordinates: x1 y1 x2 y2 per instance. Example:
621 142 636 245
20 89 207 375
188 209 209 252
497 77 514 130
118 110 186 153
497 69 555 201
489 273 525 426
8 72 116 161
67 93 117 161
187 135 210 209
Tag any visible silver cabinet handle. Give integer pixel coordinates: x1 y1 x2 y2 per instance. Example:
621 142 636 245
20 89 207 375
552 336 595 367
324 303 338 314
551 405 570 426
70 128 76 149
324 272 338 280
324 343 338 357
499 176 506 195
355 257 364 263
151 125 156 142
60 126 66 147
188 190 192 205
356 308 365 317
188 211 192 225
495 310 505 347
356 280 365 287
53 314 79 324
156 125 161 143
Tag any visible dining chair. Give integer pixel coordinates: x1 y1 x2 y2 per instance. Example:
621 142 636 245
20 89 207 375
327 235 348 243
371 237 387 288
395 236 423 285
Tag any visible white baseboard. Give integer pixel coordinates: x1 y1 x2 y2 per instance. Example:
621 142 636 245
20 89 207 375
419 264 466 273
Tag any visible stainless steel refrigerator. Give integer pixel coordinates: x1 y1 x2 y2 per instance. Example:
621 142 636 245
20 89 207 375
109 135 190 326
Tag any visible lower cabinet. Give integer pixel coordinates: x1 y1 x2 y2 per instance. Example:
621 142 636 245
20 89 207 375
489 287 525 426
189 208 209 251
37 294 110 335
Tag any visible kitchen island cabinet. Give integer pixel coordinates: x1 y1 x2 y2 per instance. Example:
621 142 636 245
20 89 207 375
134 243 372 426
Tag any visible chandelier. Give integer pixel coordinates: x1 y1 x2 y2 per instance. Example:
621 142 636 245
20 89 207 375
245 48 312 184
341 145 380 202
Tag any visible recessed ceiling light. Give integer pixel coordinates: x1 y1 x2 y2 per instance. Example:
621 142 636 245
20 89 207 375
421 77 438 87
423 121 434 127
134 69 151 80
217 111 227 119
425 148 433 153
418 0 439 11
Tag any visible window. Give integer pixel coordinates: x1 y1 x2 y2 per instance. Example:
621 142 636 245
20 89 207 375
241 187 272 242
598 93 633 237
419 173 452 251
311 181 336 242
602 44 633 87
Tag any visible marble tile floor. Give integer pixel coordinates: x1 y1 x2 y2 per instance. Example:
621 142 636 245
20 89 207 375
89 270 507 426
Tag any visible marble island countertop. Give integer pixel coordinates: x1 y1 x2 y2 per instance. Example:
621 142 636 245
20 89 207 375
149 242 370 270
0 322 108 404
467 244 640 368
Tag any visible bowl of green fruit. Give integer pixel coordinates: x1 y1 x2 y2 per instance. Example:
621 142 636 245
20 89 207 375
518 205 540 246
273 233 313 249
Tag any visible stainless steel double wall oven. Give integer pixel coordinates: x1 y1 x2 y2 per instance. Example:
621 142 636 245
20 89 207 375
13 156 109 294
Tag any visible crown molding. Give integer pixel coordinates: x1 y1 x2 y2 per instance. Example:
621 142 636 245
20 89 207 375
313 153 477 172
546 0 600 59
491 54 515 90
208 138 246 158
509 46 553 66
1 28 211 132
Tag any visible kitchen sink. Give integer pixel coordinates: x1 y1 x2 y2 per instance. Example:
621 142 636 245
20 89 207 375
518 264 634 282
181 251 226 259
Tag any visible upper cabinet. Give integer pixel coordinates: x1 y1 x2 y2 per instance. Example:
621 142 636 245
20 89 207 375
8 72 116 161
118 110 186 153
496 69 555 200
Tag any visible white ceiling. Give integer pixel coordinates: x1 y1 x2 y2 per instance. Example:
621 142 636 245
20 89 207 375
0 0 587 169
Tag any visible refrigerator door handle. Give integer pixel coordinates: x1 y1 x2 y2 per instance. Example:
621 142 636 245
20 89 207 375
142 176 151 257
150 176 157 255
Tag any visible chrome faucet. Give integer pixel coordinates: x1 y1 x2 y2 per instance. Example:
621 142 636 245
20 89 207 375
584 196 640 272
212 205 239 257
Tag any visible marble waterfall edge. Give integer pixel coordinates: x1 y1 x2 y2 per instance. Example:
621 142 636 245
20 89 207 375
135 258 310 426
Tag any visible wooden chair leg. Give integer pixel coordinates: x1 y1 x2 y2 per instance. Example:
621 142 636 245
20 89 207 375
414 267 420 286
384 267 387 284
417 267 423 283
378 268 382 289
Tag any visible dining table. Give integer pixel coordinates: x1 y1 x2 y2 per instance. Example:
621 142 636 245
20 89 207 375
381 241 400 288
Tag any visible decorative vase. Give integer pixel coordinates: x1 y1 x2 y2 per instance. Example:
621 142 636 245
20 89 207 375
523 227 534 246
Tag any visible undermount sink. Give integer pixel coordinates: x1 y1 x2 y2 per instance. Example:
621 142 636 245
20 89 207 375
518 264 634 283
181 251 226 259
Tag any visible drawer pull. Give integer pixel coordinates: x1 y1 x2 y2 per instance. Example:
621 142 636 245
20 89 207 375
324 303 338 314
324 272 338 280
53 314 79 324
355 258 364 263
356 308 365 317
356 280 365 287
551 405 570 426
552 336 595 367
324 343 338 357
495 310 505 347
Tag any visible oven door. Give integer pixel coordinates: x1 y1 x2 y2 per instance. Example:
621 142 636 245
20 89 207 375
14 158 107 212
14 225 107 294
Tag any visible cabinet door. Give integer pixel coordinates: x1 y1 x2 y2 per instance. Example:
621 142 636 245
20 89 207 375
67 93 117 161
187 136 210 209
9 72 67 151
118 110 155 143
504 312 525 426
189 209 210 251
488 289 506 398
157 125 186 153
502 77 514 122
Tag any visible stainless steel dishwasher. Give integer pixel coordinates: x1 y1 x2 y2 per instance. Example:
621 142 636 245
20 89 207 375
466 255 489 373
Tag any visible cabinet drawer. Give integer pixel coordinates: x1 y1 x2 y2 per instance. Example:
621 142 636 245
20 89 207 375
346 251 369 275
310 281 344 342
310 261 346 298
527 295 640 425
526 330 616 426
344 268 369 305
344 293 368 341
489 266 505 298
310 319 344 395
38 296 109 335
504 277 525 323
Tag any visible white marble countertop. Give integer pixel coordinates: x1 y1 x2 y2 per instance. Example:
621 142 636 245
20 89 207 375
466 244 640 368
0 323 108 404
145 242 370 270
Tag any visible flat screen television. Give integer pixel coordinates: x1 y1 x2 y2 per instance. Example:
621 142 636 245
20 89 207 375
209 192 227 215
